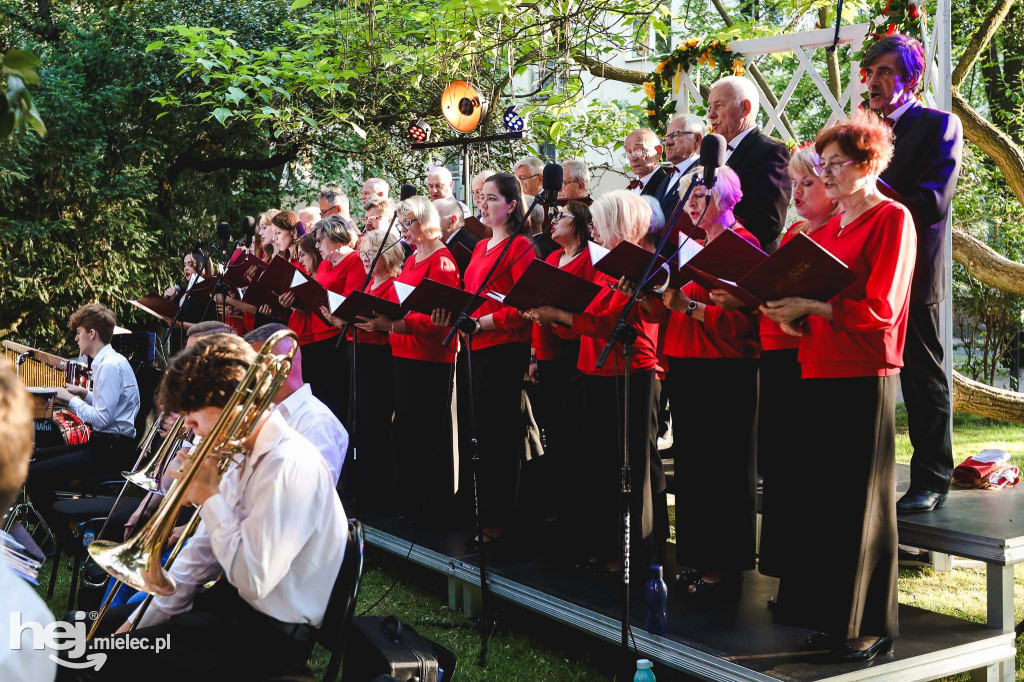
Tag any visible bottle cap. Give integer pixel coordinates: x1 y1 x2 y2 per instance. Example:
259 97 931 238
649 564 663 578
637 659 653 669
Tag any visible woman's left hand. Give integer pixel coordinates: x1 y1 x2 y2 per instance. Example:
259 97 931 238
760 297 820 324
319 306 344 329
355 313 391 333
525 306 570 327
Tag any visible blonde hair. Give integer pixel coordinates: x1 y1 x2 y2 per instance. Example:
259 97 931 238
590 190 652 249
360 229 404 279
0 364 32 510
788 147 841 234
708 166 743 213
396 195 442 240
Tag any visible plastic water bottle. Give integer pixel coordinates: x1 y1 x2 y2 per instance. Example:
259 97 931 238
644 564 668 635
634 658 656 682
81 527 95 550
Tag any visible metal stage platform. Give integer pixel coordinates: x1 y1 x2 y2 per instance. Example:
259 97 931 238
360 501 1018 682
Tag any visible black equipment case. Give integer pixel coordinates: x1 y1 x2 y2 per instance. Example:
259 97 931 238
341 616 456 682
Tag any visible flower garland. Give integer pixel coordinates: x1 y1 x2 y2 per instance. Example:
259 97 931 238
855 0 923 99
642 37 746 134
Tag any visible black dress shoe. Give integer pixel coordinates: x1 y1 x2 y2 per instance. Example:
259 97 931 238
896 489 947 513
831 636 895 661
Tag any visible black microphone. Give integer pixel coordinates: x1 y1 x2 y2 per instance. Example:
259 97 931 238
400 183 417 201
241 216 256 239
536 162 563 206
700 134 727 188
216 221 232 250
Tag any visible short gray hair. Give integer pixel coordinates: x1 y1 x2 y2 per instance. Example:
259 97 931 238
709 166 743 213
712 76 760 125
427 166 453 184
513 156 543 175
243 323 290 345
626 128 661 148
562 159 590 190
433 197 464 228
363 177 390 196
315 214 356 247
319 187 351 218
670 114 705 136
187 321 234 339
641 195 665 236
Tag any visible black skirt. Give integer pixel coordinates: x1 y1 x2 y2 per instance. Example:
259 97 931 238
578 370 656 562
341 341 395 507
756 348 802 578
776 374 899 639
392 357 457 520
670 357 758 573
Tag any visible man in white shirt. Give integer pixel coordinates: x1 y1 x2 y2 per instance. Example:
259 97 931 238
624 128 667 197
426 166 471 215
89 334 346 680
244 324 348 484
0 364 56 682
28 303 141 552
655 114 703 220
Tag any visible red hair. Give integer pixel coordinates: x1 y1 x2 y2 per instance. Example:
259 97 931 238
814 110 894 177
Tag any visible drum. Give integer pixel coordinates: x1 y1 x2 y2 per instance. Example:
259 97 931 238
65 361 91 389
26 387 57 420
34 409 91 449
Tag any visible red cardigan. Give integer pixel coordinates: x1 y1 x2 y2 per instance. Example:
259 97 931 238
311 251 365 342
388 247 461 363
533 247 596 361
798 201 916 379
463 235 535 351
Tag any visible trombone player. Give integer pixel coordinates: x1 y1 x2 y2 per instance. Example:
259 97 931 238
70 334 347 680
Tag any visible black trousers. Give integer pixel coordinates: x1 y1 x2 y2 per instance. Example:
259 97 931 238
670 357 758 573
534 340 582 519
578 370 656 562
650 379 670 550
27 434 136 552
342 342 395 507
302 335 349 423
901 303 953 493
392 357 457 520
756 349 802 578
464 342 530 528
777 374 899 639
63 582 314 681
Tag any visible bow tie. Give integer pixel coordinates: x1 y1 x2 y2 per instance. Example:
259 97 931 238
727 144 736 152
628 178 644 190
883 117 896 129
666 166 678 176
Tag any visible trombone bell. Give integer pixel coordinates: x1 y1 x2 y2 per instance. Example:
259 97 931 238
87 535 176 596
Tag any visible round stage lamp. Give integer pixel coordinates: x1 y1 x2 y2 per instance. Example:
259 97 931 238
408 118 431 144
502 105 526 132
441 81 487 134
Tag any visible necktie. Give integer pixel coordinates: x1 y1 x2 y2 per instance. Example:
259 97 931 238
628 178 643 190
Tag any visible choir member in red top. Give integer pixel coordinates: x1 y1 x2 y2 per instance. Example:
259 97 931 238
761 113 914 660
527 200 593 523
435 173 535 544
655 167 760 597
359 196 461 521
526 190 658 572
741 147 840 595
323 228 402 507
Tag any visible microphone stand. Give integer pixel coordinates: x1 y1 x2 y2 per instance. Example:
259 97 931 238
442 191 548 668
593 172 699 665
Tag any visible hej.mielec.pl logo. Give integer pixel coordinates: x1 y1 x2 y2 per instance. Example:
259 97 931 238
10 610 171 670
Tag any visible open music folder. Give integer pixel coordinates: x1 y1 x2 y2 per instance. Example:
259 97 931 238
487 258 602 314
449 242 474 275
394 278 484 318
588 241 672 291
224 248 268 289
686 232 857 307
327 290 406 323
669 228 769 290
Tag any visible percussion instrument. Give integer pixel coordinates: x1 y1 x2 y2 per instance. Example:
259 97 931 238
34 409 91 449
26 387 57 420
3 340 92 390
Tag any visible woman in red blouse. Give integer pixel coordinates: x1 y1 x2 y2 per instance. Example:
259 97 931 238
528 200 593 525
655 166 760 598
358 196 461 522
526 190 658 573
323 228 402 508
753 147 840 594
761 113 913 660
435 173 535 544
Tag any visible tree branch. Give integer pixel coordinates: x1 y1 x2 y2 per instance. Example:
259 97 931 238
953 91 1024 207
819 8 841 100
953 225 1024 295
951 0 1017 90
953 370 1024 421
572 52 648 85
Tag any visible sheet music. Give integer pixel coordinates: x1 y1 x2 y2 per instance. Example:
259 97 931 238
327 290 345 314
588 240 610 264
678 234 704 267
394 281 415 304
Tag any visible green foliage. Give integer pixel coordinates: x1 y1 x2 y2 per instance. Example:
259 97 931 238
1 48 46 139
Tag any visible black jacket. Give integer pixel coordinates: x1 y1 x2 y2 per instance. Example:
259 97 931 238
631 167 668 198
726 127 792 252
879 105 963 304
655 158 700 224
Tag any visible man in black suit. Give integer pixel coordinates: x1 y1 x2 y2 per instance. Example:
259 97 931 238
434 197 480 278
865 35 963 513
655 114 704 222
707 76 792 252
624 128 667 198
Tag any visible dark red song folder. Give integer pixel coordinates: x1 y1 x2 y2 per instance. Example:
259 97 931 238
224 249 268 288
449 242 474 274
589 241 671 291
288 279 332 314
688 232 856 307
492 259 602 314
395 278 484 318
241 279 290 320
463 216 490 240
330 290 406 323
260 256 309 296
130 294 178 322
675 228 768 291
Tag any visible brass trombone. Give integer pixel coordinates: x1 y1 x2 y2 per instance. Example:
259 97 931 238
86 329 296 633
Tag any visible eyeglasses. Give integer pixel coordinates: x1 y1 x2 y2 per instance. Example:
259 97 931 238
562 179 581 188
516 173 540 182
664 130 696 141
322 205 340 216
358 251 375 261
399 217 419 229
624 147 654 157
814 159 856 176
554 212 574 222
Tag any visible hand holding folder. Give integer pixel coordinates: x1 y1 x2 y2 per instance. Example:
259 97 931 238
492 259 602 314
395 278 483 318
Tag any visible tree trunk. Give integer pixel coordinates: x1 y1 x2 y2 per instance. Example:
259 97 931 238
952 225 1024 296
953 370 1024 421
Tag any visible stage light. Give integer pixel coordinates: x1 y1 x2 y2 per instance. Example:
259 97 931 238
502 105 526 133
408 118 431 144
441 81 487 134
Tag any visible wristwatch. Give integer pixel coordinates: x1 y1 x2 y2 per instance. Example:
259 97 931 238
684 299 698 317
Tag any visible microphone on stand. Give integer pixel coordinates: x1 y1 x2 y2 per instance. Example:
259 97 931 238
240 216 256 250
400 183 418 201
536 162 563 207
700 134 727 188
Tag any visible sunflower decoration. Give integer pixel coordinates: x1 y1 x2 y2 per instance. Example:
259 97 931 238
642 36 746 134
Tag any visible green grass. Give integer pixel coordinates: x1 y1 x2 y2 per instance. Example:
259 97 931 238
895 404 1024 468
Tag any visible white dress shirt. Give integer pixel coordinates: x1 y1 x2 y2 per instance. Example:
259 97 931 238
68 343 140 437
274 383 348 484
136 410 346 629
725 126 757 161
661 154 700 196
629 168 660 195
886 100 918 126
0 560 56 682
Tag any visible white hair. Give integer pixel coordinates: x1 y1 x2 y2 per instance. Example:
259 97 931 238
513 156 544 175
562 159 591 190
670 114 705 135
363 178 389 196
641 195 665 235
712 76 760 125
626 128 661 148
709 166 743 212
427 166 453 184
